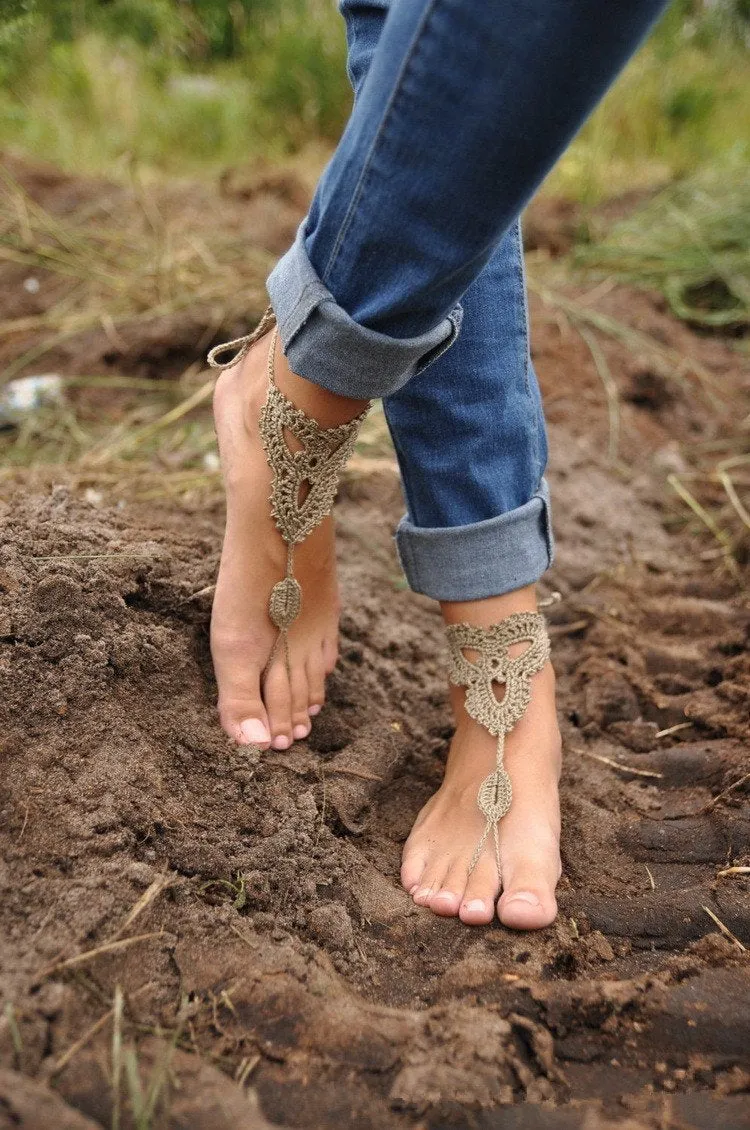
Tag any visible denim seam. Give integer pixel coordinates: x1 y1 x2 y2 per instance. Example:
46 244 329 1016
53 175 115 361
340 1 359 94
511 219 531 397
320 0 441 288
382 397 423 527
284 280 329 341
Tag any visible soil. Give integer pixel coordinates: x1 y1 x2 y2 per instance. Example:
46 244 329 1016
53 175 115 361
1 157 749 1130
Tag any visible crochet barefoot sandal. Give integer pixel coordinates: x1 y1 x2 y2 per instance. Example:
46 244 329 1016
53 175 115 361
208 306 369 685
446 611 550 876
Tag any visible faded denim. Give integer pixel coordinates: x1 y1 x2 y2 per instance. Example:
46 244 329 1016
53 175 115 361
267 0 668 601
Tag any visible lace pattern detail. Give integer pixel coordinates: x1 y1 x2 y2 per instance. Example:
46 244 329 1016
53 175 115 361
259 339 368 546
446 611 551 876
208 306 370 704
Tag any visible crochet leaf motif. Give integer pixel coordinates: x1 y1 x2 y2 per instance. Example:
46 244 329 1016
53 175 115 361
259 379 365 546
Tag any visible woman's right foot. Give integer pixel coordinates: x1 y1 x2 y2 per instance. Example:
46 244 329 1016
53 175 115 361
401 586 562 929
211 331 368 750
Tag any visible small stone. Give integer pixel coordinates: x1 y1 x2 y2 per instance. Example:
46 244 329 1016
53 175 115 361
580 930 615 963
124 861 156 888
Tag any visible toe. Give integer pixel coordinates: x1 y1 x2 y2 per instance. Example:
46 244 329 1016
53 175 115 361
214 656 271 748
497 881 558 930
496 841 560 930
306 652 326 717
263 660 293 750
400 843 428 896
289 661 311 741
412 862 448 907
429 858 471 917
322 634 338 676
459 853 499 926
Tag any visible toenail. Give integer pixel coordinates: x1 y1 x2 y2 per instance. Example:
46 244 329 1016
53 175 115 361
272 735 291 750
463 899 486 914
308 704 322 716
239 718 270 745
505 890 540 907
293 724 310 740
434 890 455 903
414 888 431 901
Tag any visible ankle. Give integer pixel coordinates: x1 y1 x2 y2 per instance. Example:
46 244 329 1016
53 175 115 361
441 583 538 628
270 334 370 427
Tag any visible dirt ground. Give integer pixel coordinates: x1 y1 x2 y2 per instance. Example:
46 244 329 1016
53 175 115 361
1 159 749 1129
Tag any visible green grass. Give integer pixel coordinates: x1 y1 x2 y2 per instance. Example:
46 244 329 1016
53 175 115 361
575 162 750 327
0 1 748 197
544 15 750 202
0 2 350 173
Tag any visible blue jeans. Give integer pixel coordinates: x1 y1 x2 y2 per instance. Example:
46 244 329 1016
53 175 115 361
267 0 668 602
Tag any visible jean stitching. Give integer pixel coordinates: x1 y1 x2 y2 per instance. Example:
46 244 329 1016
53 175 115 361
321 0 441 286
284 281 327 340
513 215 546 480
383 399 425 527
512 219 531 396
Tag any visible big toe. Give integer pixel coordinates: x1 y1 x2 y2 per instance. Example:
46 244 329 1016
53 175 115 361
498 886 557 930
214 656 271 748
497 849 559 930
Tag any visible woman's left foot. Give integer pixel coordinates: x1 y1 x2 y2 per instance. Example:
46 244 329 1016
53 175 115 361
400 587 562 929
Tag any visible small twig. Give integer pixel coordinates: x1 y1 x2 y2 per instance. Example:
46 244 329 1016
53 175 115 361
176 584 215 607
16 803 29 842
38 931 164 979
331 766 384 783
700 771 750 814
235 1054 261 1088
702 906 747 953
86 374 213 466
719 470 750 534
54 1008 114 1078
4 1003 22 1065
718 866 750 877
667 473 741 581
645 865 656 890
655 722 694 739
52 983 148 1076
111 875 174 942
229 923 260 951
548 618 590 637
573 746 664 779
577 324 620 463
112 986 124 1130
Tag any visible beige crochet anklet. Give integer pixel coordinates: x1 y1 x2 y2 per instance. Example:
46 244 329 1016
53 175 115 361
208 307 370 691
446 610 551 877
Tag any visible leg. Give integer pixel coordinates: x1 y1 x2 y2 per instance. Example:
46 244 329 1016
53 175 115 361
211 0 666 782
269 0 670 395
340 2 561 926
388 236 561 928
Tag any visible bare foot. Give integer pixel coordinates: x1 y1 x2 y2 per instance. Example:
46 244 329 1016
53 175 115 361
401 585 562 929
211 330 368 750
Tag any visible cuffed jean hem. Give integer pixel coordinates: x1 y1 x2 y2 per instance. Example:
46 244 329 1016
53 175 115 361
395 478 555 603
267 222 463 400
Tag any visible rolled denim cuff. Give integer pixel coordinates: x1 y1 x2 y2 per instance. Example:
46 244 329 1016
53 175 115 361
395 478 555 602
267 222 462 400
